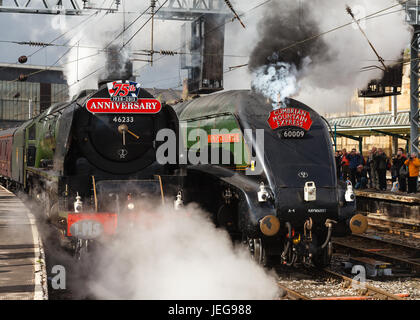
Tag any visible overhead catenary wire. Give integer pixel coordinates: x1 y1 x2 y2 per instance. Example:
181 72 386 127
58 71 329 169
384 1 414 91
122 0 169 49
150 0 156 66
223 0 246 28
55 0 410 91
0 3 152 67
62 0 169 86
1 0 265 78
0 2 164 119
223 0 410 74
104 4 151 49
131 49 248 58
0 0 113 75
148 3 410 89
6 0 111 66
2 0 411 110
5 0 120 83
134 0 272 75
151 54 412 90
26 8 102 59
0 39 125 51
3 2 163 116
346 5 387 71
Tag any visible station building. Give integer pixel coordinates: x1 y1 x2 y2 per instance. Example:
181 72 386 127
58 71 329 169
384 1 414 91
0 63 68 129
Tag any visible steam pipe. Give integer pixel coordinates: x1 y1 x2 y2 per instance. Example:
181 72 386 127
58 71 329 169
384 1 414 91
286 252 297 267
321 227 332 249
321 219 336 249
281 222 292 260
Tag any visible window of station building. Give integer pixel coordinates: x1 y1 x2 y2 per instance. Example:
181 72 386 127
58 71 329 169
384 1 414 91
0 81 40 120
51 83 69 104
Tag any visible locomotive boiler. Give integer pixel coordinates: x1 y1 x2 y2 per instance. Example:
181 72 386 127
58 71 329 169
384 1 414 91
173 90 367 267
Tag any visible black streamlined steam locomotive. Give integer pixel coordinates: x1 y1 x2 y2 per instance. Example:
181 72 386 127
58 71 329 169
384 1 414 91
173 90 367 267
0 79 181 257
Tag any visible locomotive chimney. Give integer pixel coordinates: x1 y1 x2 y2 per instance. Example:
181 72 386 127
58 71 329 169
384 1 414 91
98 45 134 87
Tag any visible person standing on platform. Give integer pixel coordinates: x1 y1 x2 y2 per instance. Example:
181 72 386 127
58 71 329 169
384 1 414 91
335 151 342 180
355 164 368 189
404 153 420 194
341 149 350 182
391 154 398 183
394 148 407 192
347 148 362 186
375 148 388 191
368 147 378 189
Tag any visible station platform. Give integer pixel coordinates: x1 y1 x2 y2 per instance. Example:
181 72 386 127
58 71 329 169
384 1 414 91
0 186 47 300
355 189 420 220
355 189 420 204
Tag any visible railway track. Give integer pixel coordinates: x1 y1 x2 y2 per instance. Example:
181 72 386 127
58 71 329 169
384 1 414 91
366 213 420 240
277 283 311 300
277 266 407 300
332 233 420 274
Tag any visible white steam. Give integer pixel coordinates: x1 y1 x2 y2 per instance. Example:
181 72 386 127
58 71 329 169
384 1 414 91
87 201 279 300
251 56 312 109
58 2 184 98
252 62 299 108
296 0 412 114
53 1 412 112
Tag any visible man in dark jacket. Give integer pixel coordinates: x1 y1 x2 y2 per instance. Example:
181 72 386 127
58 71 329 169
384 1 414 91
368 147 378 189
375 148 388 191
347 148 363 186
393 148 407 192
355 164 368 189
335 151 342 180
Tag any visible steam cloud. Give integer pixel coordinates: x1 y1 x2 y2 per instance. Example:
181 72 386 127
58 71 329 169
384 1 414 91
248 1 330 71
251 55 310 108
59 2 184 98
85 201 279 299
56 1 412 112
249 1 331 108
228 0 412 114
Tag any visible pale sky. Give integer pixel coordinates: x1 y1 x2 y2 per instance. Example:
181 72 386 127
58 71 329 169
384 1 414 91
0 1 260 90
0 1 412 114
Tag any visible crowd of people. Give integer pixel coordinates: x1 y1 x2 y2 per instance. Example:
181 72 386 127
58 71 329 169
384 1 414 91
335 147 420 194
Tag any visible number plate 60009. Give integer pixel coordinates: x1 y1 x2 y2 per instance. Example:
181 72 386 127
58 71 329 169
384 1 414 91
281 129 306 139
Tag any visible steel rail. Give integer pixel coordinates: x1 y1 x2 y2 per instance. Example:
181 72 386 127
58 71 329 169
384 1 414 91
332 237 420 274
366 214 420 230
277 268 405 300
277 283 311 300
367 222 420 240
323 269 405 300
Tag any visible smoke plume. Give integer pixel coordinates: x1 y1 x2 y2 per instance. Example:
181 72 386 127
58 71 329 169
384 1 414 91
232 0 412 113
249 1 331 108
86 200 279 300
248 1 330 71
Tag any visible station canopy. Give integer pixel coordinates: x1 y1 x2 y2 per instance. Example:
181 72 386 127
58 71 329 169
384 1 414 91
327 111 418 137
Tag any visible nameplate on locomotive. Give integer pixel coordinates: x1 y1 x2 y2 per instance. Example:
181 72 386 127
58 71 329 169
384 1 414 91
267 108 313 132
86 80 162 114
